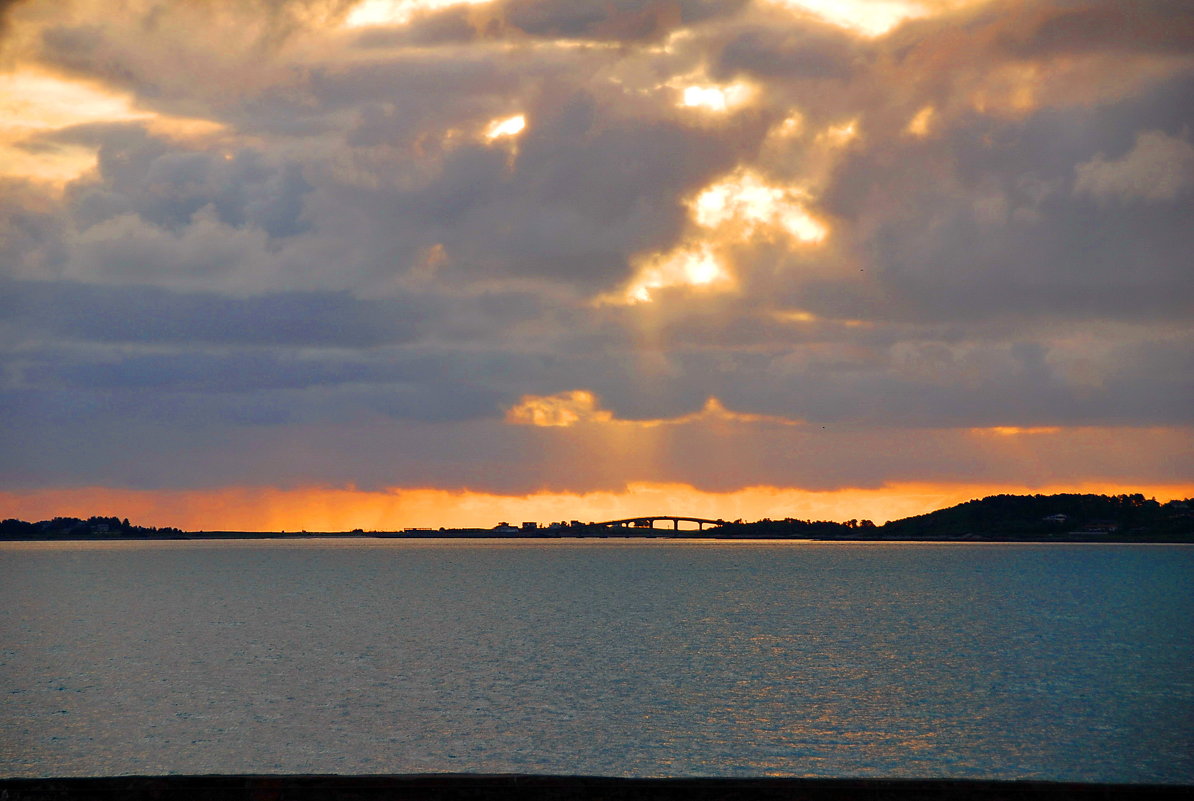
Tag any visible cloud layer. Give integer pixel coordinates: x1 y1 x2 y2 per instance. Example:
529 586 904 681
2 0 1192 517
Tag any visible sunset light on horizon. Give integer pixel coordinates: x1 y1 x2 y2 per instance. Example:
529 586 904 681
5 481 1193 534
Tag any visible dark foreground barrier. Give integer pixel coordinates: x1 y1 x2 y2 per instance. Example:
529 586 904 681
1 775 1190 801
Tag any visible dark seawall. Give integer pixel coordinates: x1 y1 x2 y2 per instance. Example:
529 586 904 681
1 775 1190 800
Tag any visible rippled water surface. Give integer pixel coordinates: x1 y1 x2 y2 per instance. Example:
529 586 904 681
2 539 1192 781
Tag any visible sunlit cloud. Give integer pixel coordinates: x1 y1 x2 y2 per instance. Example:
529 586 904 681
0 69 152 182
0 69 151 131
767 0 926 37
0 68 225 184
818 118 860 148
616 243 734 304
484 113 527 140
771 113 805 139
766 0 988 37
692 169 828 244
0 141 97 185
344 0 493 28
661 398 805 428
772 310 871 327
610 170 827 305
676 82 755 113
507 392 802 429
904 105 935 137
506 390 613 427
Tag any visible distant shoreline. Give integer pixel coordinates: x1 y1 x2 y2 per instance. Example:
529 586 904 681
4 531 1193 544
5 493 1191 543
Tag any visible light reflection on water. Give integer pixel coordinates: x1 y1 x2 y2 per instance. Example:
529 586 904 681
1 540 1192 781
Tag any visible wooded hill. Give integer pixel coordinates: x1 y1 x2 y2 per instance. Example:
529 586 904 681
679 493 1193 541
877 493 1192 540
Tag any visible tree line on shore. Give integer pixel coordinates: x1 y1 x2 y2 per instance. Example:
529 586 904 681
0 515 185 540
2 494 1191 541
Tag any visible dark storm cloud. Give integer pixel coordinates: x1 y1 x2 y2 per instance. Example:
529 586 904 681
30 2 357 123
996 0 1194 58
307 49 525 111
814 71 1194 326
305 84 757 290
351 8 478 47
883 0 1194 59
6 354 505 425
347 0 748 48
2 281 425 347
712 21 863 80
548 333 1194 429
0 385 296 429
445 113 747 287
0 0 27 42
0 178 68 275
352 0 750 46
47 124 313 237
495 0 746 42
5 385 1190 494
27 350 388 393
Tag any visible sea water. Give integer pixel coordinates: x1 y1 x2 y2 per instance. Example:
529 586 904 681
2 539 1192 781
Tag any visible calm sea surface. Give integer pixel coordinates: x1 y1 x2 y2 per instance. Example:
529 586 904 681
2 539 1192 781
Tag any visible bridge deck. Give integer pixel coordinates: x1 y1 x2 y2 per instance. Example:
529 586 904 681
592 515 726 529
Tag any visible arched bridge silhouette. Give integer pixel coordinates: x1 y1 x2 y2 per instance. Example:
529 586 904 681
592 515 726 532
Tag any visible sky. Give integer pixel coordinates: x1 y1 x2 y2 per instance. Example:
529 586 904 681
1 0 1191 530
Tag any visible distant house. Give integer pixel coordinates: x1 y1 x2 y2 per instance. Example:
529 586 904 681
1042 514 1068 524
492 523 520 534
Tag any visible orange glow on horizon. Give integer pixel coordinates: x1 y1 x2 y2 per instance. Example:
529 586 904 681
3 481 1190 533
972 426 1065 436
